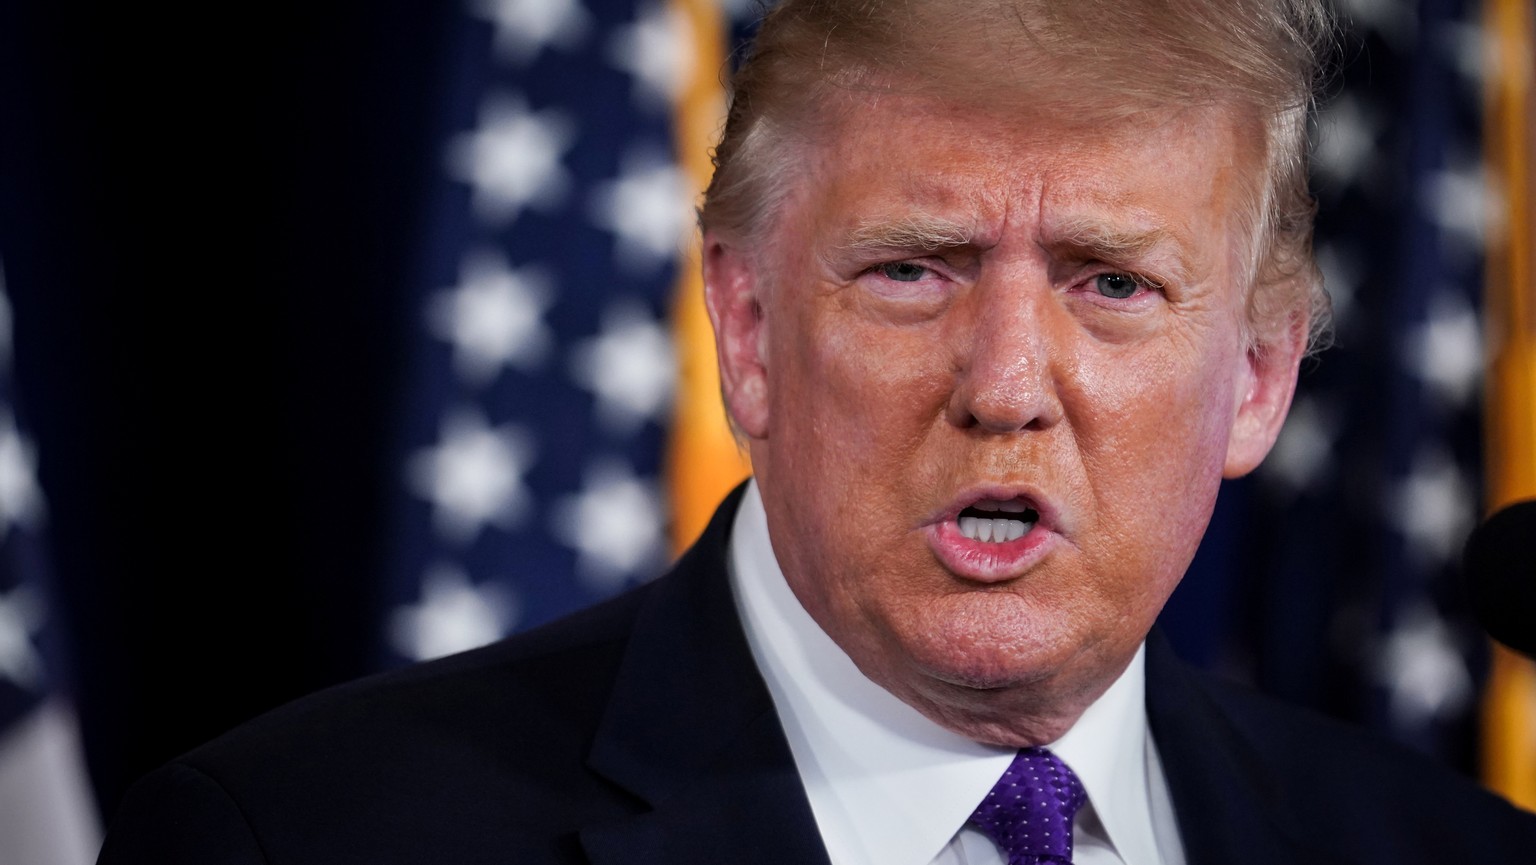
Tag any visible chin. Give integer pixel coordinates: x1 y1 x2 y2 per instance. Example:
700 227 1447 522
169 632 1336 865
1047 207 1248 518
882 597 1131 712
913 643 1071 693
897 649 1096 747
910 593 1093 680
895 627 1080 697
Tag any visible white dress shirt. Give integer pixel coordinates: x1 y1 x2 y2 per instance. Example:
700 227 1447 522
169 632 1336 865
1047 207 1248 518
728 482 1187 865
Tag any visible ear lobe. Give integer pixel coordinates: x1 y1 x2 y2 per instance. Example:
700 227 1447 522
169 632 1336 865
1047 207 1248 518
702 232 771 439
1223 317 1308 479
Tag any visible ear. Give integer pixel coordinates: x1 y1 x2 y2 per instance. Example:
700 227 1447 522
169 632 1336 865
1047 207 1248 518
702 231 771 439
1223 314 1308 478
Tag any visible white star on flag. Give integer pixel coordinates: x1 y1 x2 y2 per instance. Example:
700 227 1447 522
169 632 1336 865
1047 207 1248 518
588 148 694 272
1314 95 1379 190
0 583 43 689
427 249 555 386
0 412 45 539
1263 396 1335 496
1420 159 1499 256
606 1 694 110
407 408 537 544
468 0 591 65
1390 447 1475 566
569 299 675 434
1374 604 1473 730
550 457 665 592
1401 290 1482 408
446 93 576 225
389 563 519 661
1315 242 1362 329
1335 0 1416 49
1438 21 1495 90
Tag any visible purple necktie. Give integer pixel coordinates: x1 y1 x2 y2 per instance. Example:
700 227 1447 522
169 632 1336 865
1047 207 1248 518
969 748 1088 865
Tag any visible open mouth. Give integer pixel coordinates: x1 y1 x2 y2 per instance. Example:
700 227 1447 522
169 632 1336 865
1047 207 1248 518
927 490 1057 581
955 499 1039 543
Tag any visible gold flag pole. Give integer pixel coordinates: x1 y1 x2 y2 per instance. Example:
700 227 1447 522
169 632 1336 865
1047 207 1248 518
1480 0 1536 812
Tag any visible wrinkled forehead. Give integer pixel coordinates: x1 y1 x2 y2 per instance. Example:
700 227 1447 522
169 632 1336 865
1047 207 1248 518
772 91 1269 277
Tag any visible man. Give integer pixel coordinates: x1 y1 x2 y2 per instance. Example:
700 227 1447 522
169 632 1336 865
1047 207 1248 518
100 1 1536 863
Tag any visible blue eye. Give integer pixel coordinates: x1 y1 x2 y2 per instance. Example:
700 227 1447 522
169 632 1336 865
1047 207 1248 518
878 262 928 282
1095 273 1140 299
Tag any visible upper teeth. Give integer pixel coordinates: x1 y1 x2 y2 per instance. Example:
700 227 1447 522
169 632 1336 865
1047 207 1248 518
959 515 1031 543
971 499 1030 513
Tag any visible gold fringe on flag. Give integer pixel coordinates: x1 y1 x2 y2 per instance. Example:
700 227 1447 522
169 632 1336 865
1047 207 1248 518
1480 0 1536 813
664 0 752 554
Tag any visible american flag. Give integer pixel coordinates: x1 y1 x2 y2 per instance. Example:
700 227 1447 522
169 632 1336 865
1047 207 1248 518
380 0 757 664
379 0 1498 778
1172 0 1495 774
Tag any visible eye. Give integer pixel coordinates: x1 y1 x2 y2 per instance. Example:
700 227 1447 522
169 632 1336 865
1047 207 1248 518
877 261 930 283
1094 272 1142 299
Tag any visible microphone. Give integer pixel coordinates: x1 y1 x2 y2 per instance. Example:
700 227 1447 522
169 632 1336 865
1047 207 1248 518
1464 498 1536 659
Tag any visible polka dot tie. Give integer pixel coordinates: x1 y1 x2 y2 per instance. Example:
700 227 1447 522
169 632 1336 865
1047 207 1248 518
968 748 1087 865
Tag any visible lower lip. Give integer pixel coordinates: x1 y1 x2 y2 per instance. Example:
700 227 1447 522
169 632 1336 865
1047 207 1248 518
925 519 1057 582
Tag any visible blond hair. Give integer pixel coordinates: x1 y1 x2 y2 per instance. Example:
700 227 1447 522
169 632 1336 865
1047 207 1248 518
700 0 1338 353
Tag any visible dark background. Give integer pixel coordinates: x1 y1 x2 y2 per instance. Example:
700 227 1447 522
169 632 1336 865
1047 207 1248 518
1 2 453 811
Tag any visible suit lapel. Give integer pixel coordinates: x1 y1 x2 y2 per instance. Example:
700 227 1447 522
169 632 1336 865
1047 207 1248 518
1145 630 1348 865
579 485 833 865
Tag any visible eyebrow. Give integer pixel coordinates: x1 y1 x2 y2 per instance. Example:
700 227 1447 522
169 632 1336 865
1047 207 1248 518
834 212 1202 284
839 215 976 254
1049 216 1193 284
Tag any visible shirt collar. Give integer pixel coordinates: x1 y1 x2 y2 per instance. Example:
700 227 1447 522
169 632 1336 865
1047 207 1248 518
1052 640 1160 862
729 480 1158 865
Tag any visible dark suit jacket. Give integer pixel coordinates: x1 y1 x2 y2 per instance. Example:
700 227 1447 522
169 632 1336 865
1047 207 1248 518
100 487 1536 864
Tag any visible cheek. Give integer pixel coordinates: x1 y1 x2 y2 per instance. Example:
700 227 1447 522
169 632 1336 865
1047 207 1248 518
775 303 953 457
1071 339 1240 571
762 306 956 611
1078 320 1240 457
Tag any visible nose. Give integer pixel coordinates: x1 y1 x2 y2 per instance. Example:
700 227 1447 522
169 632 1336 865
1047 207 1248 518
945 282 1066 434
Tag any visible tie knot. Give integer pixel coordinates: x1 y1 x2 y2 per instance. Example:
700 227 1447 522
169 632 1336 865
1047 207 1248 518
969 748 1087 865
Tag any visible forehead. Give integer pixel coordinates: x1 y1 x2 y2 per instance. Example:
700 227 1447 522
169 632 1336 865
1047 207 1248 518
781 94 1262 275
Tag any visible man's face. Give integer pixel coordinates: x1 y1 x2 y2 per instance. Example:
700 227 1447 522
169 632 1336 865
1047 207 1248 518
706 94 1304 745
